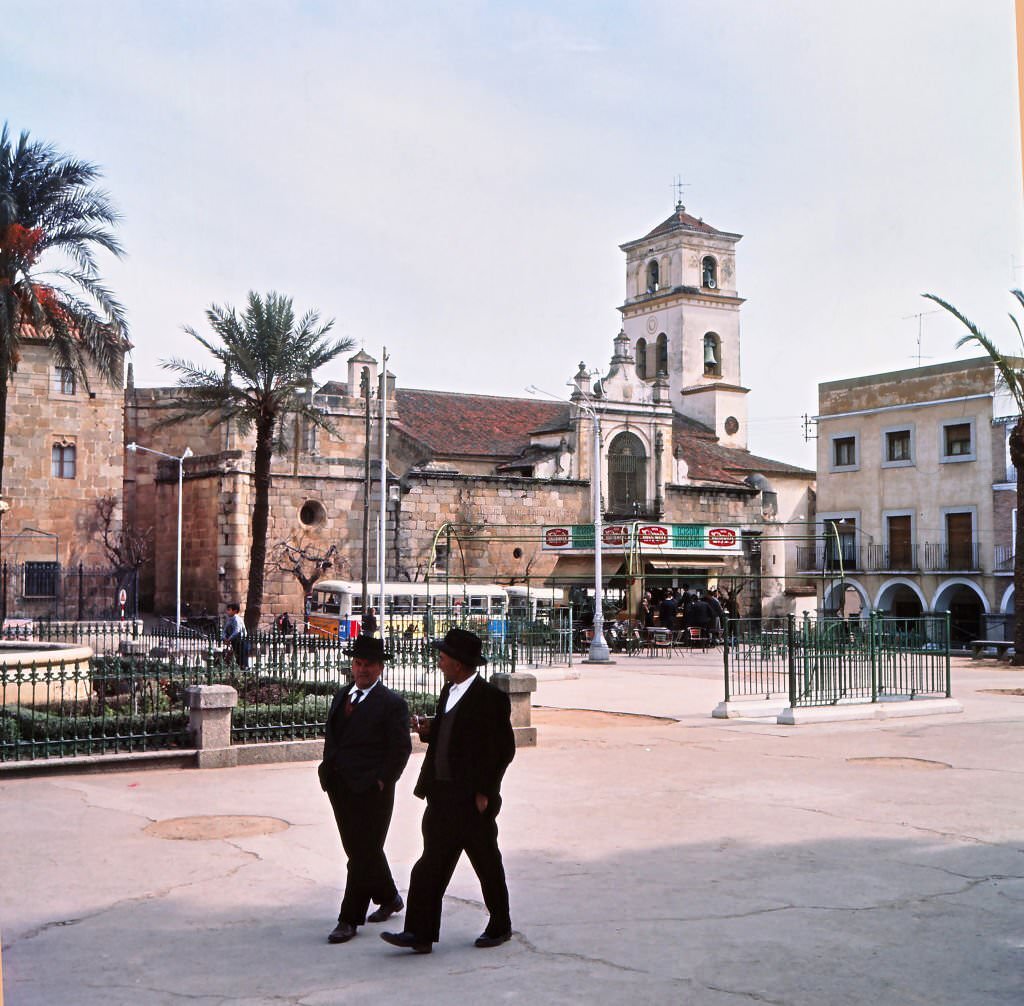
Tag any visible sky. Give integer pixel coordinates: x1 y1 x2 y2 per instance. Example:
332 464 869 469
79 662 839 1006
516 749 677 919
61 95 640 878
4 0 1023 468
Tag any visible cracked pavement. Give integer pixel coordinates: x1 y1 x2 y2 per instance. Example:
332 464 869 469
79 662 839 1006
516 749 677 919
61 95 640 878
2 654 1023 1004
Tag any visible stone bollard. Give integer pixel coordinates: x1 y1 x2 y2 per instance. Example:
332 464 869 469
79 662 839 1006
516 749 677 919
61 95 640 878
186 684 239 768
490 672 537 747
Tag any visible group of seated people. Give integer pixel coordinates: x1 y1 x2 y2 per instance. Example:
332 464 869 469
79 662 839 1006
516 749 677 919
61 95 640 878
637 586 737 644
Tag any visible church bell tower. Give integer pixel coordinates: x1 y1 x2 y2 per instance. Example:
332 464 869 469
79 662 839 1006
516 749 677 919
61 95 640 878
618 201 749 448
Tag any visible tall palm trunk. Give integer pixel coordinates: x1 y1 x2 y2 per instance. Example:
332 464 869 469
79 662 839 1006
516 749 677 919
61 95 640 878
1012 420 1024 665
0 369 7 604
245 415 276 634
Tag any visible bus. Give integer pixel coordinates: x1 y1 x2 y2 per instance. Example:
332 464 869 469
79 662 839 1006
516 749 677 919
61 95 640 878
307 580 513 639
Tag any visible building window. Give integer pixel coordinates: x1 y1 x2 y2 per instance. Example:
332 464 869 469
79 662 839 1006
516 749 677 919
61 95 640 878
646 260 660 293
53 367 76 395
883 428 913 466
942 421 974 461
886 513 914 569
24 561 59 598
703 333 721 376
702 256 718 289
945 510 975 569
635 338 648 379
51 443 76 479
608 432 647 514
655 333 668 376
831 434 858 471
824 518 858 570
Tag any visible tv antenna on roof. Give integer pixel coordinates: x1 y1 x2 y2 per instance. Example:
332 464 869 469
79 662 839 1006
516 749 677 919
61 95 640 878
672 175 690 208
902 309 941 367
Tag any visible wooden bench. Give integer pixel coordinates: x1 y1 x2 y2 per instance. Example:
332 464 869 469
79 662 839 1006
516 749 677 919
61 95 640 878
969 639 1015 660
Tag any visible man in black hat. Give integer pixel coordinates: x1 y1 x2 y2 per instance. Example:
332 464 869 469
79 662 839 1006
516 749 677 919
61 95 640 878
318 634 412 944
381 627 516 954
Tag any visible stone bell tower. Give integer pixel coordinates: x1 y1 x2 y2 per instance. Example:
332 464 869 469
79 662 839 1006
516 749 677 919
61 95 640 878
618 201 749 448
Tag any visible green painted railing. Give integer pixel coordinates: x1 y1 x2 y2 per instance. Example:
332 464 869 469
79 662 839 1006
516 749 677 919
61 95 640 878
723 614 951 707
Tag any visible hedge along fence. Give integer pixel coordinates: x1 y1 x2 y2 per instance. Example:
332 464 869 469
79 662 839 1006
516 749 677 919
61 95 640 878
0 644 457 762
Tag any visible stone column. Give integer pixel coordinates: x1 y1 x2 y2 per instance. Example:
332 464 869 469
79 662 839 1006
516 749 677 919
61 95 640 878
490 672 537 747
186 684 239 768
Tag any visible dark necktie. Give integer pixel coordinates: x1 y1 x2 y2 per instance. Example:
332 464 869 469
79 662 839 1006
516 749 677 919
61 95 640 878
345 689 364 718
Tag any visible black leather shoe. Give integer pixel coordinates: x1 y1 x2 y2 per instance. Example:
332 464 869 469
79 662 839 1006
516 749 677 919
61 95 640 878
327 922 357 944
474 930 512 948
380 930 432 954
366 894 404 924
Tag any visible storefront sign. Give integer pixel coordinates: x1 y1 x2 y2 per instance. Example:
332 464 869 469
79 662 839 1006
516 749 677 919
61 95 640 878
541 523 743 553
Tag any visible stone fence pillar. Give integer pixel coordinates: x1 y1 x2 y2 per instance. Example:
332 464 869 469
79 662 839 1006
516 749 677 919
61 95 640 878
490 672 537 747
186 684 239 768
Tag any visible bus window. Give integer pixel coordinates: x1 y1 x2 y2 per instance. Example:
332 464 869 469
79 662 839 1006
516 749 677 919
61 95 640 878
468 595 486 614
412 595 428 614
323 593 341 615
491 596 506 614
395 595 412 615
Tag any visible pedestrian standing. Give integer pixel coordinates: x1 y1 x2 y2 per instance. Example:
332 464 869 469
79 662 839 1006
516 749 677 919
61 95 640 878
318 635 411 944
361 606 378 637
382 628 516 954
223 602 248 668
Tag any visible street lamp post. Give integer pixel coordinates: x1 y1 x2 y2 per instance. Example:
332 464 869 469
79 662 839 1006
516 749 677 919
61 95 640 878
127 442 193 630
527 383 611 663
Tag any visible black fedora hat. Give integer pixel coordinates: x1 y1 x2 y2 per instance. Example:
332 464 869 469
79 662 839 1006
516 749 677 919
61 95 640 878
432 628 487 668
344 634 390 662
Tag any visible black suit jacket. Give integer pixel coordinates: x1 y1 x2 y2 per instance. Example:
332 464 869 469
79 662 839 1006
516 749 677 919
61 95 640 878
318 682 411 794
414 675 515 805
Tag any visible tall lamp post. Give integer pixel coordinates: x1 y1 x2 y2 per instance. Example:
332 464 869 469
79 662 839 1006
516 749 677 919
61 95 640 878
126 442 193 630
527 382 611 663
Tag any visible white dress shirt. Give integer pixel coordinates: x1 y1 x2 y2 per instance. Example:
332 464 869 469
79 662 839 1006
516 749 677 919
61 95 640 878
443 672 478 713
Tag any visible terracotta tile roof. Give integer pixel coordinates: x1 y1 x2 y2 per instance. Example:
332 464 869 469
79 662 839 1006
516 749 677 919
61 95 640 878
394 389 572 460
640 206 723 241
672 415 813 486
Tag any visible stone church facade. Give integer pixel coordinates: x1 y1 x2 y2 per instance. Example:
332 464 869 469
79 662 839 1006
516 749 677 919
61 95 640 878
121 202 815 623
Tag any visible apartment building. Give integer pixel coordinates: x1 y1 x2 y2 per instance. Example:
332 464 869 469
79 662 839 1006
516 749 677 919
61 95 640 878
808 357 1017 645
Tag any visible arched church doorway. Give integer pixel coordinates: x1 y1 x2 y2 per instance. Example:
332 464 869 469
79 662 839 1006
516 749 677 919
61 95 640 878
607 432 647 515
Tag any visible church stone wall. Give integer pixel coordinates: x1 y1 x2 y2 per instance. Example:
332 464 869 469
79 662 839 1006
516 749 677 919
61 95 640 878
3 341 125 567
395 474 590 584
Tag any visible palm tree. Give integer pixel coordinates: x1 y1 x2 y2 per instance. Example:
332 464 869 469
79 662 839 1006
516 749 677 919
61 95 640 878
924 290 1024 665
163 292 354 633
0 124 127 549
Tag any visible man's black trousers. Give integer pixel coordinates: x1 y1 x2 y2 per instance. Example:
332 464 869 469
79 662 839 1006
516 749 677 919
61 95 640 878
404 785 510 943
327 781 399 925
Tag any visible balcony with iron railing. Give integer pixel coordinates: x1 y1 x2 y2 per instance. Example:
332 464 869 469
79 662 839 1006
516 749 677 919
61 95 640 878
796 542 983 575
994 544 1014 573
604 499 663 521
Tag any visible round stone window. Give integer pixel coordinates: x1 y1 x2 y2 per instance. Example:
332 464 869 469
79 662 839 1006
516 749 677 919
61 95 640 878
724 416 740 435
513 547 523 559
299 499 327 527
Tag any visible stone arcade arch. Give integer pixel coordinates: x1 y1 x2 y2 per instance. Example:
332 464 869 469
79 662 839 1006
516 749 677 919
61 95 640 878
822 578 870 616
931 578 989 647
874 578 927 617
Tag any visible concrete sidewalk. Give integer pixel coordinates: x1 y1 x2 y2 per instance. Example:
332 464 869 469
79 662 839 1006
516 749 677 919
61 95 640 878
2 656 1023 1004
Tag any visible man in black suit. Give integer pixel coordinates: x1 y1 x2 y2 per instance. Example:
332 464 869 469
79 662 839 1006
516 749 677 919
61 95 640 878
318 635 411 944
381 628 516 954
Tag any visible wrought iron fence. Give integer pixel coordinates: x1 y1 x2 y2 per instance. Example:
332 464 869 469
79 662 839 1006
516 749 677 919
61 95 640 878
0 564 139 622
0 614 549 762
723 614 951 708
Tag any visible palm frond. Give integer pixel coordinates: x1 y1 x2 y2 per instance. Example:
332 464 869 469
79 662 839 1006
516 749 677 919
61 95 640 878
923 291 1024 413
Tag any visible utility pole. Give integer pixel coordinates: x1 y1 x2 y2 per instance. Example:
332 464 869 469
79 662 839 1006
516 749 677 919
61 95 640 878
360 366 371 615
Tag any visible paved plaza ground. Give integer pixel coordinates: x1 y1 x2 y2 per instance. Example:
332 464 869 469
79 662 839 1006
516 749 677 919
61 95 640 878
1 651 1023 1005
